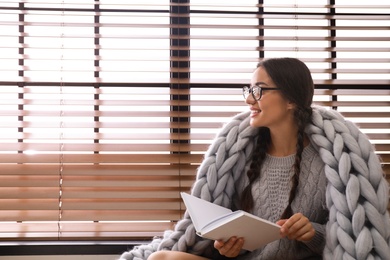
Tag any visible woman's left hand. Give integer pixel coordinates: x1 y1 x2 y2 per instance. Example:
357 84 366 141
214 236 244 258
276 213 315 242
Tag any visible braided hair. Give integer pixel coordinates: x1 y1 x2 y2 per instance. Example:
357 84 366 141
240 58 314 219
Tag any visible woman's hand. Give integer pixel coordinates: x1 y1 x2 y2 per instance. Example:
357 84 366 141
214 236 244 258
276 213 315 241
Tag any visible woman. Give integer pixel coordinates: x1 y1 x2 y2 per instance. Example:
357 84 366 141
148 57 328 259
119 58 389 260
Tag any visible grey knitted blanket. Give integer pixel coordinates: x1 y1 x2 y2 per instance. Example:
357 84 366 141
119 106 390 260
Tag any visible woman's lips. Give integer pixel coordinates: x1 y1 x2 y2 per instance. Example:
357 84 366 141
250 109 261 117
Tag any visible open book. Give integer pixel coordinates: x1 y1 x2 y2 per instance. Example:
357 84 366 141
181 192 281 251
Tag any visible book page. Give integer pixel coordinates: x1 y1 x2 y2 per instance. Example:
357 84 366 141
181 192 232 231
200 211 281 251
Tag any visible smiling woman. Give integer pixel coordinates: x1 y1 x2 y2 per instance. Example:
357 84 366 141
0 0 389 256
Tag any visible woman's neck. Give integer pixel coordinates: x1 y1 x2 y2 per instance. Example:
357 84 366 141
267 128 309 157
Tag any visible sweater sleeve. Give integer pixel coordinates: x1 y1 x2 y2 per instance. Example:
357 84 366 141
303 222 326 255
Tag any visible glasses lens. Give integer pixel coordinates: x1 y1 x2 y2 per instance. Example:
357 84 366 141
243 86 250 99
252 86 261 100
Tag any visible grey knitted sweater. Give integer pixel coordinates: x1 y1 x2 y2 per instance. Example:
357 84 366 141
237 144 327 259
119 106 390 260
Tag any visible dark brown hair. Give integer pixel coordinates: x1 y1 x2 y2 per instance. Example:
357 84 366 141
240 57 314 219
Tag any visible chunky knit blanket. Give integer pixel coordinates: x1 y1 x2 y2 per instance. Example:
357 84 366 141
119 106 390 260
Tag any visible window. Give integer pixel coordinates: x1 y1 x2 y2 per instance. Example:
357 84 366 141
0 0 389 241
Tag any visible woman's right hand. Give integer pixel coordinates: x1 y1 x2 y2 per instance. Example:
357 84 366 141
214 236 244 258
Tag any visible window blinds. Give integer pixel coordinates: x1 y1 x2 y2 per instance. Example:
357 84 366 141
0 0 389 241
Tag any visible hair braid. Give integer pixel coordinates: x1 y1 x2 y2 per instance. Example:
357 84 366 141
240 127 270 212
280 107 313 219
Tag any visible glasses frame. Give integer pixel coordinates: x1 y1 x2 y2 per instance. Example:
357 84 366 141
242 85 280 101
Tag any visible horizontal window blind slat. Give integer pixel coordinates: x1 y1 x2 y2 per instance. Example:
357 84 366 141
368 134 390 140
0 143 209 152
337 112 389 118
0 154 204 164
373 144 390 152
312 80 390 85
0 210 182 222
0 199 185 211
1 144 385 156
0 222 173 241
1 118 386 128
380 155 390 164
0 175 195 188
94 46 390 52
0 140 387 152
0 189 58 199
0 231 159 240
0 121 225 128
8 34 389 41
0 189 191 199
173 68 390 74
0 133 216 141
0 164 198 176
315 101 390 107
0 221 174 233
184 57 390 63
180 13 390 20
3 87 388 96
0 106 387 117
2 78 388 85
180 36 390 41
70 210 182 222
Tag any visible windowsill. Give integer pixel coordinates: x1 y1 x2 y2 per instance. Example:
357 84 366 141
0 241 149 256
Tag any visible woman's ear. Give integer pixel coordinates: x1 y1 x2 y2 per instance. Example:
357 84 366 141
287 101 296 110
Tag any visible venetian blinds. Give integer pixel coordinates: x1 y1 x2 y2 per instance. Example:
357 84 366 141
0 0 389 241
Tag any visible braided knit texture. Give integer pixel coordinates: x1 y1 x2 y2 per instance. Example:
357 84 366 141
118 106 390 260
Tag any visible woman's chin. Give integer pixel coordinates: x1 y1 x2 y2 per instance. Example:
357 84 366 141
250 119 264 128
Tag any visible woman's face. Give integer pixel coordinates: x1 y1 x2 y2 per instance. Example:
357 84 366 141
246 66 294 129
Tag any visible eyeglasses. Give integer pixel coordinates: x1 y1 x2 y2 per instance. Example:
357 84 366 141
242 85 280 101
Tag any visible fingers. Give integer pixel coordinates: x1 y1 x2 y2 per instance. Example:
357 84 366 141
279 213 315 242
214 237 244 258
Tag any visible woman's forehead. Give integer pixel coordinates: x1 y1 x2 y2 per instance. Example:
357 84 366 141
252 67 273 85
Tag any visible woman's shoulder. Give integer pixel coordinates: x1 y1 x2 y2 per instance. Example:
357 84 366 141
302 143 326 171
303 142 318 157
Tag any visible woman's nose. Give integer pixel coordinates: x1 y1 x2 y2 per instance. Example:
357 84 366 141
245 94 256 105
